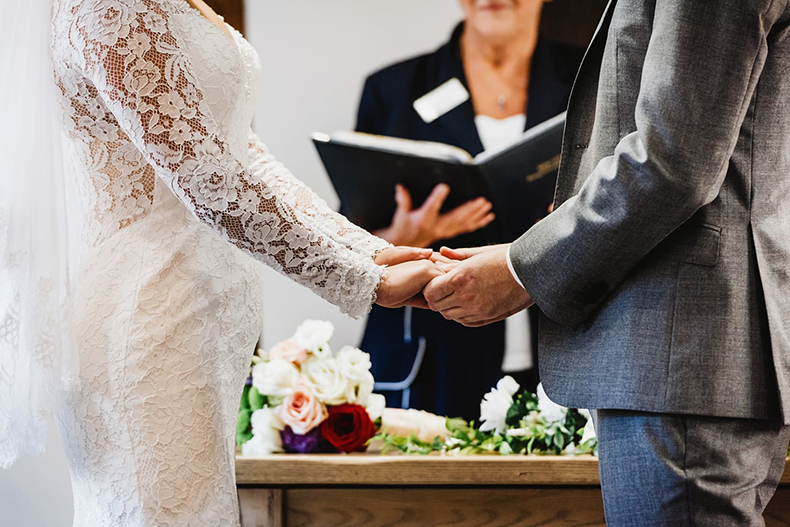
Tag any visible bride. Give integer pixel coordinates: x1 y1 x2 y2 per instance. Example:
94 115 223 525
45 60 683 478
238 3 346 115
0 0 443 524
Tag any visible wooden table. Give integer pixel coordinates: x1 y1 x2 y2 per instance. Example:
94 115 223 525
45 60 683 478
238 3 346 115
236 455 790 527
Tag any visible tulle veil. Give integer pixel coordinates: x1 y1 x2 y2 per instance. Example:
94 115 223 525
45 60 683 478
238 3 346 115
0 0 81 468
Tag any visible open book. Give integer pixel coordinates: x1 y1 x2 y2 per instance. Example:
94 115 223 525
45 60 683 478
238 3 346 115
313 112 565 244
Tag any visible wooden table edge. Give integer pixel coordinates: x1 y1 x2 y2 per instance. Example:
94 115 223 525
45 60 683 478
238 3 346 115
237 454 599 486
235 455 790 486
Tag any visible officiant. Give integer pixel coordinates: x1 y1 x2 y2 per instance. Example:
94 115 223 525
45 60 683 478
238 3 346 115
347 0 585 420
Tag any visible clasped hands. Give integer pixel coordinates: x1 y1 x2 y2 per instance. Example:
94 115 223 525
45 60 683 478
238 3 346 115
374 244 533 327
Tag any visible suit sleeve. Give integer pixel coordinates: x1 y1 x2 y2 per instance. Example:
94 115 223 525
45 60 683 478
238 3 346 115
510 0 787 327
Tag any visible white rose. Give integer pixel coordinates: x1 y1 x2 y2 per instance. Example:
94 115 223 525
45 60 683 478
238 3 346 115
251 358 299 403
578 409 597 444
346 370 374 406
242 408 284 456
301 357 351 406
336 346 372 380
294 320 334 356
479 375 521 434
365 393 386 422
250 406 285 435
537 383 568 424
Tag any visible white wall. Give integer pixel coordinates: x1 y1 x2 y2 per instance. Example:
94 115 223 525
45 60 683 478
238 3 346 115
0 2 463 524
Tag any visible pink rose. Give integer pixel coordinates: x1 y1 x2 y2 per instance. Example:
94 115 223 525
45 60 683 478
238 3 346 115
275 384 327 435
269 338 308 365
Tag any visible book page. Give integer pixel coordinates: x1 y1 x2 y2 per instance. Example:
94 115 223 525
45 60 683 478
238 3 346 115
316 131 474 164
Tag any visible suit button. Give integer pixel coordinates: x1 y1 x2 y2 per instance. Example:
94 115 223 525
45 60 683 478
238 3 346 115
574 143 588 150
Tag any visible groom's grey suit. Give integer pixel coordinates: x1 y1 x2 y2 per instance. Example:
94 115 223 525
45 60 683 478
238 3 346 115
509 0 790 523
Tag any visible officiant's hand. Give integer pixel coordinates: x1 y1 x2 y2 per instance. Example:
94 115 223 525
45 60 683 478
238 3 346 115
376 259 445 309
375 184 495 248
423 244 533 327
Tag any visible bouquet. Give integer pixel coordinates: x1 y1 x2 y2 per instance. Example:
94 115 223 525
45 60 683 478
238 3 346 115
376 376 598 456
237 320 385 455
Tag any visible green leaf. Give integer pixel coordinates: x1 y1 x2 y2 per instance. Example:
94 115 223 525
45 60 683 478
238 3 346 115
236 408 253 447
248 386 266 411
239 384 252 411
446 417 471 433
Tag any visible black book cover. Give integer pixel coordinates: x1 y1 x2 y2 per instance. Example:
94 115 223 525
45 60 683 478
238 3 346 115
313 112 564 244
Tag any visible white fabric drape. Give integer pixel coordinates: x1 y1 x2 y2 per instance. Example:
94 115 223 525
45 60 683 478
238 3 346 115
0 0 79 469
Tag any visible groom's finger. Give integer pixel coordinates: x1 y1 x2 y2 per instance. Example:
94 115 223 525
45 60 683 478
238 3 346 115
423 273 455 306
429 252 455 264
458 304 526 327
439 244 505 261
439 246 474 261
427 293 465 313
438 306 468 321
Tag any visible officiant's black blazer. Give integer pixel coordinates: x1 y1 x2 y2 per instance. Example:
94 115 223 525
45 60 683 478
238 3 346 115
351 23 582 420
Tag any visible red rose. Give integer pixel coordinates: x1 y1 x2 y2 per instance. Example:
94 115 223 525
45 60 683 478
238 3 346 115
320 403 376 453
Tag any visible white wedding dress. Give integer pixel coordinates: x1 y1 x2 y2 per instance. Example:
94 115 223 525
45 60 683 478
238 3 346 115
48 0 389 525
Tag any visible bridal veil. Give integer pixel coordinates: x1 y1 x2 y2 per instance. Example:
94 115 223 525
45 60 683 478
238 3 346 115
0 0 80 468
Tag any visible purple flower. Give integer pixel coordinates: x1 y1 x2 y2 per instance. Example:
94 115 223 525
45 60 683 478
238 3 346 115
280 426 337 454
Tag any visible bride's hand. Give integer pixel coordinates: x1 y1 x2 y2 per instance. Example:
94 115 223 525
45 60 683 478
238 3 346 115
375 259 445 309
374 246 433 266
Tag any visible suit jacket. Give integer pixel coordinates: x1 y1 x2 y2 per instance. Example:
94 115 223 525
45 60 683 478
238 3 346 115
510 0 790 422
353 24 582 419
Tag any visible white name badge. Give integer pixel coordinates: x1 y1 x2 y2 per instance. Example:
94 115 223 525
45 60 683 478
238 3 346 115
412 78 470 124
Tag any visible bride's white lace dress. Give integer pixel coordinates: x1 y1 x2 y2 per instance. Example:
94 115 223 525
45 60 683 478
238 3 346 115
49 0 389 525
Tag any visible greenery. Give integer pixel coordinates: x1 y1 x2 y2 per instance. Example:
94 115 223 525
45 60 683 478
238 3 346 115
375 390 597 456
236 383 268 447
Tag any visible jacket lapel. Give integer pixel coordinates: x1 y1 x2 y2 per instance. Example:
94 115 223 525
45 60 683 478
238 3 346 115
554 0 618 204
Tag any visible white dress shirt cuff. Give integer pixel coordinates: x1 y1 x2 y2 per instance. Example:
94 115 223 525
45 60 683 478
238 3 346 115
506 245 526 290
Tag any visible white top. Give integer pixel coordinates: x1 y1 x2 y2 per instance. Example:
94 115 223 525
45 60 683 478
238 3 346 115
474 114 528 152
475 114 532 373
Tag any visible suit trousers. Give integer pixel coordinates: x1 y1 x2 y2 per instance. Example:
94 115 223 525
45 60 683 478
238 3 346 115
596 409 790 526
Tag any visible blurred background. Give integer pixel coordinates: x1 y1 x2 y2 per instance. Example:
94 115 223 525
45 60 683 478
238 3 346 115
0 1 605 524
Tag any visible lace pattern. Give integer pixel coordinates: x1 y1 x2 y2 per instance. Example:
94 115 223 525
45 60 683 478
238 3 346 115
247 131 391 261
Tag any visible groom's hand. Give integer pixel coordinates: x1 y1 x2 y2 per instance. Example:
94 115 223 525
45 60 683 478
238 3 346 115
423 244 533 327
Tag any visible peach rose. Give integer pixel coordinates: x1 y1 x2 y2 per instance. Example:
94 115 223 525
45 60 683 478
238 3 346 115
269 338 308 365
275 384 327 435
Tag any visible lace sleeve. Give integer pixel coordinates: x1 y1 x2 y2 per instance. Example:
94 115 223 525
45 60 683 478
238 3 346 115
68 0 382 318
247 131 391 260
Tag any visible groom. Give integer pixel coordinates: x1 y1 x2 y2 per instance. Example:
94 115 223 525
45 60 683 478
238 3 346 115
424 0 790 524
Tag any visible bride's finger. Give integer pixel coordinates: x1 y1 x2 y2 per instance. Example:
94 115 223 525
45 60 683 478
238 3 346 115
375 246 432 266
429 252 454 264
402 293 429 309
433 260 459 273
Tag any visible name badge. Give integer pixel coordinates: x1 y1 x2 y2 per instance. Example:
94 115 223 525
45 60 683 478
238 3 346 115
412 78 470 124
